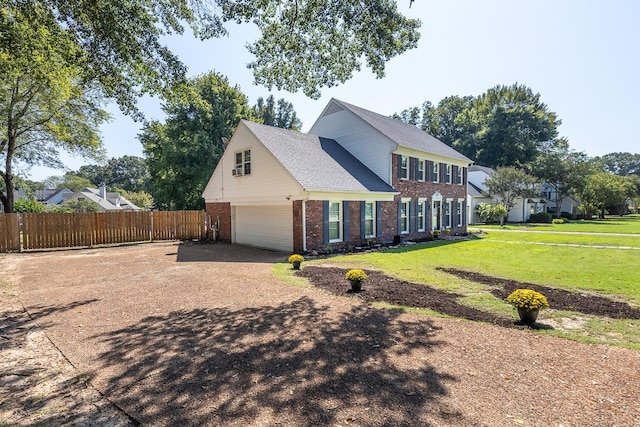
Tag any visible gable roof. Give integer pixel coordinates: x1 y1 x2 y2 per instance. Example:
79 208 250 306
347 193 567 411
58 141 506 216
242 120 396 194
469 165 495 175
317 99 473 163
65 188 141 211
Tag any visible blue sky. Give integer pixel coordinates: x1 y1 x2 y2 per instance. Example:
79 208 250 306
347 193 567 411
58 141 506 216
29 0 640 180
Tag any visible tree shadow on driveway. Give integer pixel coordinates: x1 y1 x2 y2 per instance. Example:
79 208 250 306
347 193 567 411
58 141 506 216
88 297 462 426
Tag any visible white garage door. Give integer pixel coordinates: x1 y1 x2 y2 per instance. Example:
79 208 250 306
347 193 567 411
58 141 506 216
234 205 293 252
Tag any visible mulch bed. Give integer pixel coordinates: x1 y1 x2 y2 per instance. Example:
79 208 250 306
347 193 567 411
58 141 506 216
297 266 640 329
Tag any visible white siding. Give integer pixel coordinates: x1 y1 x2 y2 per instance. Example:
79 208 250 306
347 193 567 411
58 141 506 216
234 205 293 252
309 109 395 185
202 123 302 205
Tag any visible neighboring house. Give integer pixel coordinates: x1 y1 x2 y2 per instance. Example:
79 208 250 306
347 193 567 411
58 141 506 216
466 165 545 223
63 186 141 211
540 183 580 217
202 98 472 252
35 188 74 205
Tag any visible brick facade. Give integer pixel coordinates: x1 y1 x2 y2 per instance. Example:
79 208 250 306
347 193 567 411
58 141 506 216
205 202 231 242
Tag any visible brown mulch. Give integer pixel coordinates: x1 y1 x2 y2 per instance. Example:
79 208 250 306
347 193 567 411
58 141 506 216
297 266 640 326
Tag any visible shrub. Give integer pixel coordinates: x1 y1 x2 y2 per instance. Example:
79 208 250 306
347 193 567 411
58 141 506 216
345 269 367 283
528 212 552 223
507 289 549 311
13 199 45 213
288 254 304 264
560 211 573 220
552 218 566 224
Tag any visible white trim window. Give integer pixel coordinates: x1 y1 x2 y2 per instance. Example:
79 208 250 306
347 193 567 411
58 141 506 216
445 200 453 228
235 149 251 175
457 167 463 185
457 199 464 227
418 198 427 232
432 162 439 183
400 198 410 234
445 164 452 184
399 156 408 180
329 201 342 242
417 159 425 181
364 202 375 238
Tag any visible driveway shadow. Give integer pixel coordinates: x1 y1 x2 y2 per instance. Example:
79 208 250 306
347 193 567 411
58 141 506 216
88 297 461 426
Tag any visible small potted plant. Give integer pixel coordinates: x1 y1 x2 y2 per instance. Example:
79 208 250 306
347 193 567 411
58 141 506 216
288 254 304 270
506 288 549 324
345 269 367 292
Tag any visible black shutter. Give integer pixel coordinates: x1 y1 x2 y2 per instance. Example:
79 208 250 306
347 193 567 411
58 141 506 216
360 201 366 240
323 201 329 244
376 202 382 237
440 163 446 183
409 157 416 180
343 201 350 242
397 155 402 179
453 165 458 184
411 200 418 232
463 167 468 185
462 200 467 228
426 161 433 182
397 200 402 233
425 200 430 231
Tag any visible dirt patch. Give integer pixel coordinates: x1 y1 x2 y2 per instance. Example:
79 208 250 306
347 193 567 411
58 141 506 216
297 266 640 329
438 267 640 319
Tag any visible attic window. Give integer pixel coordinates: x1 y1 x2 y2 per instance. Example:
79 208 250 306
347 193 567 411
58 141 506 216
235 150 251 176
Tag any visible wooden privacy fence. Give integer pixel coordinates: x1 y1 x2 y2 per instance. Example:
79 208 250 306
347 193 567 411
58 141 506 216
0 210 205 252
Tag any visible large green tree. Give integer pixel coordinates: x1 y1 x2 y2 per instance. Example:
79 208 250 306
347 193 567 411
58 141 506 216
483 167 539 224
76 155 149 192
140 72 254 210
1 3 108 213
593 152 640 176
252 95 302 131
575 172 630 219
6 1 420 113
395 84 561 168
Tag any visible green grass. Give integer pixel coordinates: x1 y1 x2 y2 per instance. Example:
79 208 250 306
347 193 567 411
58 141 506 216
280 224 640 349
473 214 640 234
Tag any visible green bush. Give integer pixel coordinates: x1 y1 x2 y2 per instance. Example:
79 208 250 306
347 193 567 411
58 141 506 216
552 218 566 224
528 212 552 223
13 199 45 213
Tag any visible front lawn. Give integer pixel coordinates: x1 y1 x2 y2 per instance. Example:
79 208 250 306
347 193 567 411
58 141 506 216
275 230 640 349
473 214 640 234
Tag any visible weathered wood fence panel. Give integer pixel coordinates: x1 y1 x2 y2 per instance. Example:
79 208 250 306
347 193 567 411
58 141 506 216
0 214 21 251
1 210 204 251
152 210 205 241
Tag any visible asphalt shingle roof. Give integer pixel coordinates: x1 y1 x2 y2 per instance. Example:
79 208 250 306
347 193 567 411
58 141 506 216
329 99 473 163
242 120 396 194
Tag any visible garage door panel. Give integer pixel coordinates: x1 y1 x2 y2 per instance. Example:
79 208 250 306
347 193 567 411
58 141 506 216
235 206 293 252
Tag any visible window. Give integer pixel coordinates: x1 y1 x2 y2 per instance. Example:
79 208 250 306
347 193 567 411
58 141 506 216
400 199 410 234
432 162 439 183
445 200 452 228
329 202 342 242
456 167 463 185
445 164 452 183
417 160 425 181
235 149 251 175
399 156 408 180
457 200 464 227
417 198 427 231
364 202 375 238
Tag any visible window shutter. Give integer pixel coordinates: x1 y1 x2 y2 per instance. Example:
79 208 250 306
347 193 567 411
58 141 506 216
376 202 382 238
411 200 418 232
462 201 467 228
409 157 416 180
397 200 402 234
463 167 468 185
425 200 430 231
323 200 329 244
360 201 366 240
440 163 446 183
397 155 402 179
426 161 433 182
453 165 458 184
343 201 350 242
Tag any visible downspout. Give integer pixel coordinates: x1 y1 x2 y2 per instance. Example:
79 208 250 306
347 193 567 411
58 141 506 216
302 190 310 251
